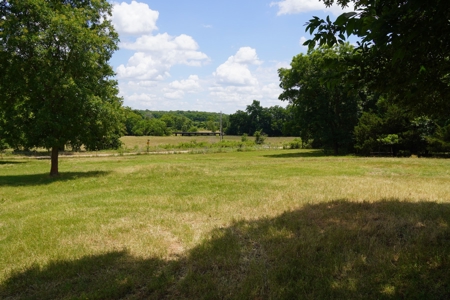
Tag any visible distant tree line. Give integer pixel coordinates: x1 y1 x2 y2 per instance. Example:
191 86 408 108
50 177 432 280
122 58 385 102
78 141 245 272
123 108 229 136
123 104 295 138
225 101 297 137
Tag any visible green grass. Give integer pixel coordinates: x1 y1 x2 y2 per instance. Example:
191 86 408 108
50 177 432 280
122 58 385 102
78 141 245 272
1 135 297 157
121 135 295 153
1 149 450 299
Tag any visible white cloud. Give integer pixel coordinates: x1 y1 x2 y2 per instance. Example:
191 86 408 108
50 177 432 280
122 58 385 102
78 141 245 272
121 33 209 67
122 33 200 53
271 0 353 16
209 85 262 106
111 1 286 112
163 90 185 100
127 93 159 107
214 63 259 86
207 48 287 109
116 52 171 80
162 75 202 100
169 75 201 92
213 47 261 86
117 33 209 81
230 47 262 65
127 80 158 88
261 83 282 102
111 1 159 35
126 92 185 109
207 84 282 110
113 2 210 109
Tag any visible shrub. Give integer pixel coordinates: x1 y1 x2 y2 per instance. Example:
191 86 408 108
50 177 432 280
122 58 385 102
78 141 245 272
289 138 302 149
254 130 266 145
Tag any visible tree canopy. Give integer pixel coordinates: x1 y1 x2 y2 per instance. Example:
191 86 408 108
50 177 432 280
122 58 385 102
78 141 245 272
277 42 450 156
226 100 289 137
305 0 450 116
278 44 365 154
0 0 124 175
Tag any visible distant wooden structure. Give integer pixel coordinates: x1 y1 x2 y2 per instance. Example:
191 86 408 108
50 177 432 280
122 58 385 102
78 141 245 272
173 131 222 136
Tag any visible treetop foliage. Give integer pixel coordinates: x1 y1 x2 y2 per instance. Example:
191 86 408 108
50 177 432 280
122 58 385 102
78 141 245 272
226 100 291 137
305 0 450 116
278 43 363 154
139 110 223 123
277 42 450 156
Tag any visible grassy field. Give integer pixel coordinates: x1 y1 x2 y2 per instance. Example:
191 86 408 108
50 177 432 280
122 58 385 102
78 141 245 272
121 135 296 148
1 144 450 299
1 135 297 157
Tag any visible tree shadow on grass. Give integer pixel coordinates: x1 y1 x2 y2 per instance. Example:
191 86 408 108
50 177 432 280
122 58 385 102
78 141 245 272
0 251 167 300
1 199 450 299
0 161 25 165
263 150 326 158
0 171 111 187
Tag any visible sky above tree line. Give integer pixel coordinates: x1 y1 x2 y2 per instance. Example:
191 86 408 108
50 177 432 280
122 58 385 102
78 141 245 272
109 0 352 113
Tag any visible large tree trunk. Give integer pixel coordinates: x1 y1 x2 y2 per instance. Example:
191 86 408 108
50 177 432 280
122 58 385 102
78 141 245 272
50 146 59 176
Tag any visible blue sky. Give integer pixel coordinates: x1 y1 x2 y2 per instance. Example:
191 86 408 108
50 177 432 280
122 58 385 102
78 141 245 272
109 0 352 113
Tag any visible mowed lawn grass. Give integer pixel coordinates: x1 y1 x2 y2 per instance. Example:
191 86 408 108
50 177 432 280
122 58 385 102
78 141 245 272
1 149 450 299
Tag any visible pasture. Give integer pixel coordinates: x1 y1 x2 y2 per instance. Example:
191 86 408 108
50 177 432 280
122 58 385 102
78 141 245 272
1 138 449 299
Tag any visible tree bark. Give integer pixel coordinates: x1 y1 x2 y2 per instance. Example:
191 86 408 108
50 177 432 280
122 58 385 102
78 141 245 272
50 146 59 176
